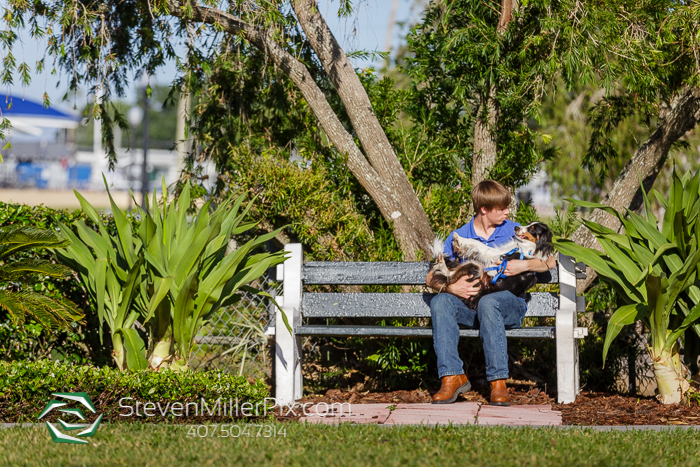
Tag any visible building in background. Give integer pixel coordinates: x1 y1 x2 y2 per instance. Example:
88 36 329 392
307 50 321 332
1 96 80 190
515 169 555 219
0 95 209 209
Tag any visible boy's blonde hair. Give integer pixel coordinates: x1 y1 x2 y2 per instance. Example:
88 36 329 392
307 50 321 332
472 180 512 214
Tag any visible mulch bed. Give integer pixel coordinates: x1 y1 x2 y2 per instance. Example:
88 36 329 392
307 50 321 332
294 385 700 425
554 391 700 426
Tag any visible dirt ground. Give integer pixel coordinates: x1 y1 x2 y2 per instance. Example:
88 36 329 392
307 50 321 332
0 188 132 209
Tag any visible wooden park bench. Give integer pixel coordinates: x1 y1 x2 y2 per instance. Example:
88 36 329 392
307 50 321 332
268 244 588 405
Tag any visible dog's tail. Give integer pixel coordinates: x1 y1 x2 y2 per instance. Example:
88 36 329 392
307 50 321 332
430 236 446 259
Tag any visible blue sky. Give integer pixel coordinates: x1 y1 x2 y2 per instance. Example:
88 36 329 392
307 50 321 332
3 0 421 114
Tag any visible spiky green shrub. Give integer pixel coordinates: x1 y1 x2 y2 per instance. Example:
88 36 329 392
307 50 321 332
554 169 700 403
55 180 287 371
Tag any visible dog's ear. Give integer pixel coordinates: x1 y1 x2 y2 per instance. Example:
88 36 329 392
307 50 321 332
536 224 553 257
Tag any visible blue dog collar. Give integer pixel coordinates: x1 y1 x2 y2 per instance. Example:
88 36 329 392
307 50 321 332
484 248 525 283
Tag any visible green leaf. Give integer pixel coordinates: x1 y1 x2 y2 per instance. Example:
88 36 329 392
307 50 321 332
647 273 670 352
172 270 199 360
73 190 105 232
580 219 632 251
661 168 684 241
638 169 658 225
0 225 68 258
666 248 700 315
552 239 644 302
684 171 700 219
632 243 680 285
240 286 292 334
117 328 148 370
598 238 643 288
629 242 655 272
114 257 145 328
0 289 83 329
104 178 137 266
624 210 668 253
563 198 624 222
652 189 668 211
667 301 700 349
0 259 72 281
144 276 173 322
94 258 107 331
603 303 647 366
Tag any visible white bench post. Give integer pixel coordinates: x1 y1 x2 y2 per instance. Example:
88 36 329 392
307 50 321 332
556 253 580 403
275 244 303 405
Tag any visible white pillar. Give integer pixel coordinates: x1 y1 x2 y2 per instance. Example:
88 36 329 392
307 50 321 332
556 253 579 403
174 91 189 177
93 112 102 158
92 89 109 190
275 244 303 405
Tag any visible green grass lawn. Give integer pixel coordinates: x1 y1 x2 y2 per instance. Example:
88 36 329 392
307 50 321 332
3 423 699 466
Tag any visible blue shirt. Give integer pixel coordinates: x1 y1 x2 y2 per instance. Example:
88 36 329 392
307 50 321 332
443 217 521 261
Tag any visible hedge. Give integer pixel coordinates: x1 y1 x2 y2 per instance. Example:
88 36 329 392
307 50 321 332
0 360 271 423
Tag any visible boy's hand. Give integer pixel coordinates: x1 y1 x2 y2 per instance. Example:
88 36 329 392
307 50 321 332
447 275 481 299
495 258 530 276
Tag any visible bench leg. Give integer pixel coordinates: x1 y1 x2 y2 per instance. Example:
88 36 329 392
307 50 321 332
556 312 579 404
274 315 303 406
557 253 580 404
275 244 304 406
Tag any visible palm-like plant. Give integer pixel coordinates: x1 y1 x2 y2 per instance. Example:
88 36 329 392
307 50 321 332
137 181 288 371
54 190 153 371
0 225 84 328
553 169 700 404
56 179 288 371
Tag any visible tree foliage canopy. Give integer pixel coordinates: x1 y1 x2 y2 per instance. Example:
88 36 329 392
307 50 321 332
403 0 563 193
3 0 700 258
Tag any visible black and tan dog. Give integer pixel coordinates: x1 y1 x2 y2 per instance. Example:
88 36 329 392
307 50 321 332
430 222 553 309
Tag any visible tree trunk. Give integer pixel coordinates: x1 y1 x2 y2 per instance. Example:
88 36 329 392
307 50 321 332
165 1 430 259
498 0 513 31
470 1 514 210
471 90 500 191
291 0 435 252
571 87 700 293
507 186 519 219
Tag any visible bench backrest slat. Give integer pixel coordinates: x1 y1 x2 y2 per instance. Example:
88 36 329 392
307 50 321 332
303 261 567 285
302 292 559 318
303 262 429 285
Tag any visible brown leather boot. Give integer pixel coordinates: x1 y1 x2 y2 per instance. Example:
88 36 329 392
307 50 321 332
489 379 511 406
432 374 471 404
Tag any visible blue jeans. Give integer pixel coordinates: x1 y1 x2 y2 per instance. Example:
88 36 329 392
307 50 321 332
430 291 527 381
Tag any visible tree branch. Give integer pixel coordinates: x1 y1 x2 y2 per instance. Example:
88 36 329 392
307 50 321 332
498 0 513 31
571 86 700 293
163 0 428 258
290 0 435 250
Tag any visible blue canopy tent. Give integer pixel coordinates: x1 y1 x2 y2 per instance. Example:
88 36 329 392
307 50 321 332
1 96 87 189
1 95 79 136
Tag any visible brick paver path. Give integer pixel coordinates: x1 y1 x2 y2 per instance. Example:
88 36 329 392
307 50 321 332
301 402 561 426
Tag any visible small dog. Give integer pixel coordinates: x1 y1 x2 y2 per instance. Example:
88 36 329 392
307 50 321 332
451 222 554 272
430 222 553 309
